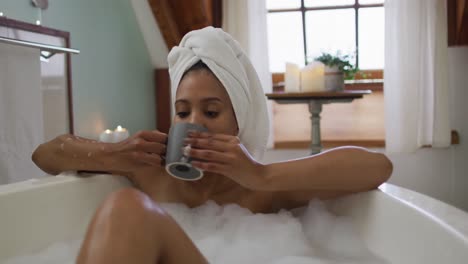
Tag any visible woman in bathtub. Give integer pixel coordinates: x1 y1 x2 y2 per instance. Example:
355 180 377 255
32 27 392 264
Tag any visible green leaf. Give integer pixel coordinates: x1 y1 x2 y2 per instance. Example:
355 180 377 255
310 51 359 80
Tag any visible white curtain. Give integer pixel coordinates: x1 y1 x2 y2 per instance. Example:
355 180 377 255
222 0 274 149
384 0 450 152
0 43 44 184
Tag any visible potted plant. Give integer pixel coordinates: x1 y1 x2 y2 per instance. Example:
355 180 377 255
313 51 359 91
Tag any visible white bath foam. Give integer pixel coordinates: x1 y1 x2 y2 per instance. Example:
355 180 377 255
5 200 388 264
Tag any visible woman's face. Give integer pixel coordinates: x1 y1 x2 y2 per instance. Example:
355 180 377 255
174 69 238 136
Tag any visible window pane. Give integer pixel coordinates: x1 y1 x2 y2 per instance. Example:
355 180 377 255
305 9 356 62
267 12 305 72
358 7 384 69
359 0 384 4
305 0 354 8
266 0 301 10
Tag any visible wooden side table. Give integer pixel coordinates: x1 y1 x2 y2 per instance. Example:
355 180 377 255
266 90 372 154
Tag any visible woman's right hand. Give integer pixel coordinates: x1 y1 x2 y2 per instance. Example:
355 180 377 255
105 130 167 182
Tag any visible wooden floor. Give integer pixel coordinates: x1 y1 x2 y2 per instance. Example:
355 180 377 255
272 91 385 148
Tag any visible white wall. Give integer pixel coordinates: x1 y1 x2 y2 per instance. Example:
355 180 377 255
385 149 455 206
448 47 468 211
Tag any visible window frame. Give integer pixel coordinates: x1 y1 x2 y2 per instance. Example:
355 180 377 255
267 0 384 71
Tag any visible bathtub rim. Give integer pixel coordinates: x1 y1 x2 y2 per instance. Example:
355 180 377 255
378 183 468 245
1 174 467 243
0 174 468 263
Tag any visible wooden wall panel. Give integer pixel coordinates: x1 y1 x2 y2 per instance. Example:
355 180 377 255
155 69 171 133
448 0 468 46
148 0 183 49
148 0 222 50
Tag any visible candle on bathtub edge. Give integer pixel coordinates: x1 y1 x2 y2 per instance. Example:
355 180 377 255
99 129 114 143
113 125 129 143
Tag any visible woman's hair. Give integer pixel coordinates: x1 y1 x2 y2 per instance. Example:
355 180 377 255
181 60 212 80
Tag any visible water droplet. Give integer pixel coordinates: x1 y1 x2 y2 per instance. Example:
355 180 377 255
87 152 92 157
60 143 65 151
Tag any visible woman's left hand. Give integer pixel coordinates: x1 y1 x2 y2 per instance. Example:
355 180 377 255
184 131 268 190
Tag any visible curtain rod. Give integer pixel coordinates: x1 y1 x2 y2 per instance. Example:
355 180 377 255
0 36 80 56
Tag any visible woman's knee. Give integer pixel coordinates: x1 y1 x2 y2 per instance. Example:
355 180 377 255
97 187 168 227
79 188 169 263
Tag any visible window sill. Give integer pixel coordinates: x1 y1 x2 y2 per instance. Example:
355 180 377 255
272 81 383 92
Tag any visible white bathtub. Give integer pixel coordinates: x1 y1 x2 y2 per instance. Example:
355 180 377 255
0 173 467 263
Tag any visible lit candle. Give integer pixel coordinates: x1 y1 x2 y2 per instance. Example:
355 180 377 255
113 125 129 142
36 9 42 26
99 129 114 143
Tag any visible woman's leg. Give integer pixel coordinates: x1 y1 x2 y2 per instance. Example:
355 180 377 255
76 188 207 264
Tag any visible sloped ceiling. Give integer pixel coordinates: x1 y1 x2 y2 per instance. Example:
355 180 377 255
130 0 169 67
130 0 222 67
147 0 222 50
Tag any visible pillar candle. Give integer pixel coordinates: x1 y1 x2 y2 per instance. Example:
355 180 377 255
300 61 325 92
285 63 301 93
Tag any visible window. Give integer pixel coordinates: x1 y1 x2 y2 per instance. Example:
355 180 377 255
266 0 386 149
267 0 384 73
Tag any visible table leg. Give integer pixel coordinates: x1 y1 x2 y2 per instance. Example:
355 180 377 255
308 101 323 155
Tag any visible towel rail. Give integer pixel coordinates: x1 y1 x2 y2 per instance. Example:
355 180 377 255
0 36 79 57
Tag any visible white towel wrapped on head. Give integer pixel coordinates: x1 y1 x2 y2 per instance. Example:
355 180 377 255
168 26 269 160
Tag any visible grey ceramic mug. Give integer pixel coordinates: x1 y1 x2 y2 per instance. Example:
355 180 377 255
165 122 208 181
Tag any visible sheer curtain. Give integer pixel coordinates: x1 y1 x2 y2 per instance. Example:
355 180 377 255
384 0 450 152
222 0 274 148
0 43 44 184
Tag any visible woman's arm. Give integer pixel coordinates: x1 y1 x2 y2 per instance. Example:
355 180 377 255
32 134 114 175
262 146 392 192
32 131 167 179
185 132 392 193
